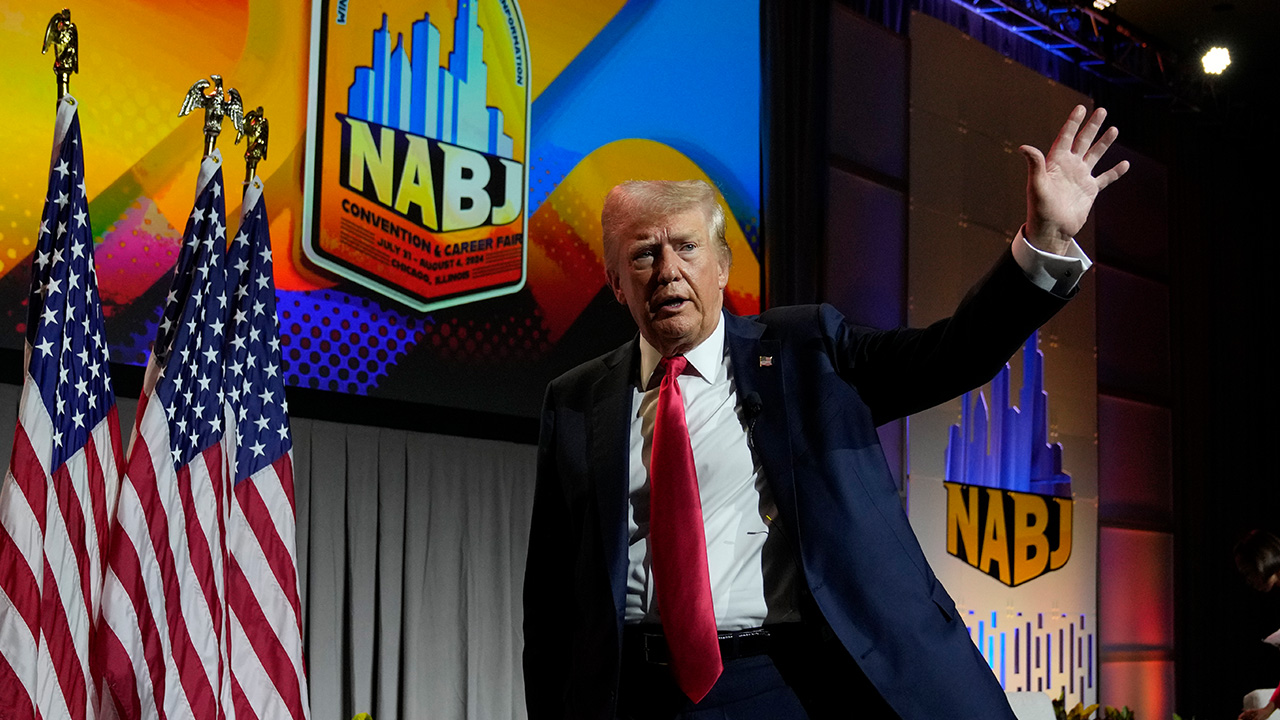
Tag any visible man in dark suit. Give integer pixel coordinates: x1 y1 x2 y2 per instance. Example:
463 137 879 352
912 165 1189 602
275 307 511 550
523 106 1129 719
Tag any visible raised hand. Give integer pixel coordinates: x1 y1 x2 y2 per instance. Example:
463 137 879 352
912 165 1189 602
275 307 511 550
1019 105 1130 255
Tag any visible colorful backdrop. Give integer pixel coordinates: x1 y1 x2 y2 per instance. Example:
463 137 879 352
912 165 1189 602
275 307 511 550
0 0 762 418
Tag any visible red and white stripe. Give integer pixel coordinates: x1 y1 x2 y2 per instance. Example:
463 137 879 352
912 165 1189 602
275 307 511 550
225 453 308 720
97 379 232 720
98 382 308 720
1 363 123 720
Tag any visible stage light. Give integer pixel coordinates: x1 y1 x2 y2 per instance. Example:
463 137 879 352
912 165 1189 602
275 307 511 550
1202 46 1231 74
1092 0 1116 10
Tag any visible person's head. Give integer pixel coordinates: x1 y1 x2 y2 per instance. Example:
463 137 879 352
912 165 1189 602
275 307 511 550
1235 529 1280 592
602 180 732 357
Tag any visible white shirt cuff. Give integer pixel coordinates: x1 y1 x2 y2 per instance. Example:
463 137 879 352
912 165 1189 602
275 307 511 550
1011 228 1093 296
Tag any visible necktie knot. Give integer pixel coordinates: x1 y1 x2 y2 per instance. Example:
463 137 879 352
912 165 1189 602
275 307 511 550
659 355 689 381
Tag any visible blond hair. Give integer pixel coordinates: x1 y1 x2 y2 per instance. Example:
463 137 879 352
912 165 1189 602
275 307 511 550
601 180 730 281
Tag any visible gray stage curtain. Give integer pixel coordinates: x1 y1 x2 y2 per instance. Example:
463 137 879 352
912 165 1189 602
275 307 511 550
295 418 536 720
0 382 537 720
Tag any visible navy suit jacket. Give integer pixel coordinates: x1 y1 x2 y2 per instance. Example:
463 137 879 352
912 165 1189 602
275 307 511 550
523 248 1070 719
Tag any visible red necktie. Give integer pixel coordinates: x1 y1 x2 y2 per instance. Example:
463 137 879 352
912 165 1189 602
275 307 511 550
649 356 722 702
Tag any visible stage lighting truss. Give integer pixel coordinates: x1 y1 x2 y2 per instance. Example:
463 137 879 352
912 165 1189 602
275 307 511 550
946 0 1192 106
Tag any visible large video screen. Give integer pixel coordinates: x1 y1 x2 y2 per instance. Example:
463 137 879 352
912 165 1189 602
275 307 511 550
0 0 762 419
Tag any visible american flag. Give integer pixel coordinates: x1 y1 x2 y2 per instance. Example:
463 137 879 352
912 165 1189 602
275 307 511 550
97 149 234 719
221 176 309 719
0 95 124 720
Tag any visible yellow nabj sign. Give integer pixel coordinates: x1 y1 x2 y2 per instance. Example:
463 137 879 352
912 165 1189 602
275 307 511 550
305 0 531 311
945 482 1072 587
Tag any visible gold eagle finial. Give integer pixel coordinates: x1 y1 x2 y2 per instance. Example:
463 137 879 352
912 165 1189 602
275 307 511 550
179 74 245 158
42 8 78 102
238 106 269 186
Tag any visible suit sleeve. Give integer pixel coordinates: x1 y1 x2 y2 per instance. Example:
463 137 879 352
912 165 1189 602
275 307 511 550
522 383 574 720
828 246 1071 425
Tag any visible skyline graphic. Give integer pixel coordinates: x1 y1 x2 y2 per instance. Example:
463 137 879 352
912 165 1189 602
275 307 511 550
965 609 1094 702
945 330 1072 497
347 1 515 158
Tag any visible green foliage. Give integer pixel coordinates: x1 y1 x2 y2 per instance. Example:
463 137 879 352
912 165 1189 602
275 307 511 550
1053 688 1099 720
1051 689 1148 720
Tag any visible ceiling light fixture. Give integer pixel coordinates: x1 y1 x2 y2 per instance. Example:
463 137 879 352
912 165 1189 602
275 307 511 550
1092 0 1116 9
1202 46 1231 74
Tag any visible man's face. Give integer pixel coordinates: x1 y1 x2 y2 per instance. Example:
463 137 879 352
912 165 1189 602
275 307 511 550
608 205 730 357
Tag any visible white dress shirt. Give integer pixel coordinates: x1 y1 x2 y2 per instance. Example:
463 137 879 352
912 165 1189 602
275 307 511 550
623 233 1088 630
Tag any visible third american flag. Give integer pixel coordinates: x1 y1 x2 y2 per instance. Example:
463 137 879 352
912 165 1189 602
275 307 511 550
221 174 309 719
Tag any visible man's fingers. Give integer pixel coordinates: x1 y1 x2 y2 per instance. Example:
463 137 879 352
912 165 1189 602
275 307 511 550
1050 105 1087 155
1094 160 1130 191
1071 107 1107 156
1082 125 1120 170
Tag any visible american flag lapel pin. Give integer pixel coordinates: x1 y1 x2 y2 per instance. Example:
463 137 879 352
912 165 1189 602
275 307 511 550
758 355 773 367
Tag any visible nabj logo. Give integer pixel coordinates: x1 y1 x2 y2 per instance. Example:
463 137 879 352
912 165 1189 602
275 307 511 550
942 330 1075 586
306 0 530 312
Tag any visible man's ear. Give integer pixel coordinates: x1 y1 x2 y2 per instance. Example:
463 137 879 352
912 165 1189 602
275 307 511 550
607 271 627 304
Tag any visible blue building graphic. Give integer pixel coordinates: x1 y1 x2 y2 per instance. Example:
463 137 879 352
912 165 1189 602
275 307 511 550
945 330 1072 496
347 1 515 159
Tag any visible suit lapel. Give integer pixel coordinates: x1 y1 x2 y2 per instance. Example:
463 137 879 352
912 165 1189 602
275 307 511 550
724 313 800 535
590 341 636 621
